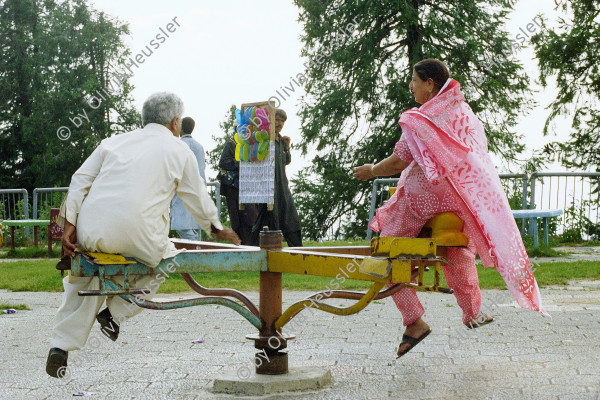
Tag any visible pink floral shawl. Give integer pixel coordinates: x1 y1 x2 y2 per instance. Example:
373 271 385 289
398 78 546 315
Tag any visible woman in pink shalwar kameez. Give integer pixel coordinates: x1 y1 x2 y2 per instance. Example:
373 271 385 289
354 59 545 358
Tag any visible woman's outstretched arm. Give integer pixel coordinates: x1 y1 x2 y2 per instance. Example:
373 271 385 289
353 153 408 181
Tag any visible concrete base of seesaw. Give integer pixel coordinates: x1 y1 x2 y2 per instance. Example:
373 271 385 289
212 367 333 396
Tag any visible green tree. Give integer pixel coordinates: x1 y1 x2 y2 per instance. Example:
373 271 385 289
532 0 600 170
0 0 140 191
206 104 236 180
293 0 535 240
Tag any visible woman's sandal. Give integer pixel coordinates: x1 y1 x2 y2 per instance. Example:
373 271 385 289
396 328 432 358
465 312 494 329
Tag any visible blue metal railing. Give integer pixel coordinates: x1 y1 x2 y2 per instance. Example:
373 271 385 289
528 172 600 238
366 172 599 241
0 189 30 238
3 184 222 243
32 187 68 220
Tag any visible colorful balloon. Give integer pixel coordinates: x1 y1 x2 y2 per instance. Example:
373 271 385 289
234 106 271 162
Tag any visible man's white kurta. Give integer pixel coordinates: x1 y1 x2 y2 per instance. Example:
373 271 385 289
65 123 223 267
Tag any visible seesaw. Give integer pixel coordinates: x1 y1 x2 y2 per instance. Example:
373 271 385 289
63 212 468 376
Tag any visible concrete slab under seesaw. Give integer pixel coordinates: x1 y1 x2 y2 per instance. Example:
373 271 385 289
212 366 332 396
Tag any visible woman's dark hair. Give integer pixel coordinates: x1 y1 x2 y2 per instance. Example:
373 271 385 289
414 58 450 90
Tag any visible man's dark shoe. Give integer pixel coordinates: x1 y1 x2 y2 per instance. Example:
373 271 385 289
96 307 119 341
46 347 68 378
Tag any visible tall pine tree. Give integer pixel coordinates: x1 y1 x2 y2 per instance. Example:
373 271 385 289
0 0 140 191
292 0 535 240
206 104 237 180
532 0 600 170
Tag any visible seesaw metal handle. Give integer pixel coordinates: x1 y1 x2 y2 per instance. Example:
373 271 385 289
99 276 263 330
274 281 385 332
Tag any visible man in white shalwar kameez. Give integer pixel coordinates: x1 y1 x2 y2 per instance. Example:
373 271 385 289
46 92 240 378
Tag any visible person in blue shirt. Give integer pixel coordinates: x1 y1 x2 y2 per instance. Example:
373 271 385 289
170 117 206 240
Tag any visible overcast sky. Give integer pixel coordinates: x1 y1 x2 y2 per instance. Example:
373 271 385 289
88 0 573 181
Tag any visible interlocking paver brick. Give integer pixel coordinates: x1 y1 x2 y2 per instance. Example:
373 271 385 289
1 287 599 399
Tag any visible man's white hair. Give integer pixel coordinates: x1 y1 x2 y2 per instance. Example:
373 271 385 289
142 92 184 126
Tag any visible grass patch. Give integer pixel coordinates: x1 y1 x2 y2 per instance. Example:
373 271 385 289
576 240 600 247
0 260 375 293
141 271 374 293
474 260 600 288
523 260 600 286
523 247 566 258
519 236 568 257
160 271 262 292
1 245 61 259
0 302 30 310
408 261 600 289
1 253 598 293
0 260 65 291
554 240 600 248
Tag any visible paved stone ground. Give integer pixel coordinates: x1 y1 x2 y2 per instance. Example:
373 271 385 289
1 286 599 400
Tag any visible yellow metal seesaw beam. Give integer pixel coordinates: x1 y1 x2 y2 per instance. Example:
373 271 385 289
267 248 413 283
267 239 454 331
268 246 422 331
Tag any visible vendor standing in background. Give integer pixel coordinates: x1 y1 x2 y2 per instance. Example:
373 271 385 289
250 109 302 247
218 131 257 245
170 117 206 240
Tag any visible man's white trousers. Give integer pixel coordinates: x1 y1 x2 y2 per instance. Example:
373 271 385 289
50 274 157 352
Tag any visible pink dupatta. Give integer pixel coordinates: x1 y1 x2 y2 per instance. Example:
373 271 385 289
398 79 546 315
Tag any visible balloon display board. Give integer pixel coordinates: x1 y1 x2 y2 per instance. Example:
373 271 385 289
237 100 276 210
